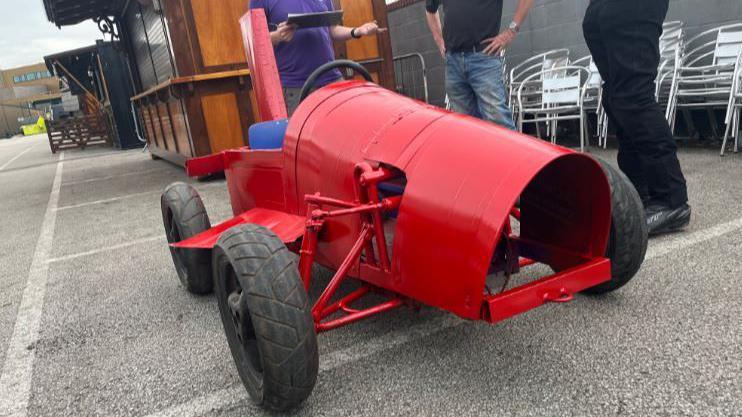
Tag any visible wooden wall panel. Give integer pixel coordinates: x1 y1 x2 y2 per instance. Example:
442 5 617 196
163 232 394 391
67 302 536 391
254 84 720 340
338 0 380 61
201 93 246 154
190 0 250 69
147 104 167 149
157 102 178 152
353 72 380 84
332 0 394 90
142 105 158 148
168 100 192 157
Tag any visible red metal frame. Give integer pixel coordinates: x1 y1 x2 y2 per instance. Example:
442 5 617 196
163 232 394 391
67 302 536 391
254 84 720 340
173 9 616 335
288 164 609 333
298 164 406 333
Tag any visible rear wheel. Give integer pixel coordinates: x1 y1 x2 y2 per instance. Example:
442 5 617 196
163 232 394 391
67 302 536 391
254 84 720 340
213 224 318 411
161 182 213 294
584 158 648 294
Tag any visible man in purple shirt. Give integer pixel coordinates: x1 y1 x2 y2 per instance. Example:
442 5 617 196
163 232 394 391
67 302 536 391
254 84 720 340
250 0 383 115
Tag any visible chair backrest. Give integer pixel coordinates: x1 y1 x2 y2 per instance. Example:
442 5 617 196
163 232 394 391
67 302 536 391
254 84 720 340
660 21 684 63
587 61 602 87
248 118 289 150
510 49 570 83
715 27 742 65
239 9 288 122
517 66 588 110
684 23 742 68
572 55 602 88
543 75 582 105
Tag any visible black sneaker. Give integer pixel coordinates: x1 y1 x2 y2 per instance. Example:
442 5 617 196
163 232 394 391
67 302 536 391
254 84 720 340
646 203 691 236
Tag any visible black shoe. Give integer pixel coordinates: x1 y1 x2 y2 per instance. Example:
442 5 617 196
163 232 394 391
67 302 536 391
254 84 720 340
646 203 691 236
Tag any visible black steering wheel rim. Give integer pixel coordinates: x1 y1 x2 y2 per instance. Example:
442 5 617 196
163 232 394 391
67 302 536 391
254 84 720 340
299 59 373 102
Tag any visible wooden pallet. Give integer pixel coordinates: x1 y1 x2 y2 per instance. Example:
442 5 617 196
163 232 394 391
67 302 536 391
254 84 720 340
46 112 113 154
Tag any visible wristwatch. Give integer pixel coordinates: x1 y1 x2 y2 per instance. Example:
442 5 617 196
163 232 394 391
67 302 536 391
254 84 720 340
508 21 520 33
351 28 362 39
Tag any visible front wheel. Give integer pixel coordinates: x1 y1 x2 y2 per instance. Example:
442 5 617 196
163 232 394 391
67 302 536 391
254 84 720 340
161 182 213 294
213 224 318 411
584 158 648 294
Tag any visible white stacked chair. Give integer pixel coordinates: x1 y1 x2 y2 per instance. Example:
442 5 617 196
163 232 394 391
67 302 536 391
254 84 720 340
508 49 571 121
517 66 590 152
572 55 606 148
657 21 685 119
667 23 742 155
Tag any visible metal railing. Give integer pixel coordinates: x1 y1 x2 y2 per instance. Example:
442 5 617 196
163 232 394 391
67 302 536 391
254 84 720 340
393 53 429 103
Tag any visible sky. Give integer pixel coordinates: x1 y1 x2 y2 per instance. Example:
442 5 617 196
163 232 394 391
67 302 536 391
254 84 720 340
0 0 103 70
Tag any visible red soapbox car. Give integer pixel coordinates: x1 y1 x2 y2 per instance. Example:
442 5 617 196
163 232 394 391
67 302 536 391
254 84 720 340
159 10 647 411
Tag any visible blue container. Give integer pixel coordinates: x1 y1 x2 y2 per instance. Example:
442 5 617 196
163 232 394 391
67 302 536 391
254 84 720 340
248 118 289 150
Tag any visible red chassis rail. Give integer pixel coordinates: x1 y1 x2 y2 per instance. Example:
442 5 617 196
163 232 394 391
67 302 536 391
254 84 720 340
293 163 611 333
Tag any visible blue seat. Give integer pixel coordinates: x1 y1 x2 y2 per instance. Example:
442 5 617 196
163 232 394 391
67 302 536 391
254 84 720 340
248 118 289 150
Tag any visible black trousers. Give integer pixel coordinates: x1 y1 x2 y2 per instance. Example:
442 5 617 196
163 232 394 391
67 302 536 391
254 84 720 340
583 0 688 208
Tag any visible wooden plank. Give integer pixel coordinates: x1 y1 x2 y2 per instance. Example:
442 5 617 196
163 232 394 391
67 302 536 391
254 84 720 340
146 105 163 149
140 104 156 147
190 0 250 68
200 92 246 154
168 100 193 157
158 101 178 152
45 111 112 152
129 69 251 101
338 0 380 61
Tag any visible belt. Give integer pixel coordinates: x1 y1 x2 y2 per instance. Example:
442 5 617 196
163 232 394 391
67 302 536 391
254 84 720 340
451 44 489 54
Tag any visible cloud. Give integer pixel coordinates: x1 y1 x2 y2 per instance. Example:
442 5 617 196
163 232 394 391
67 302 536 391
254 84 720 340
0 0 102 69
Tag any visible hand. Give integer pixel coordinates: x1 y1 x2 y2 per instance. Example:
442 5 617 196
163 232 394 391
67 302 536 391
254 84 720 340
480 29 516 55
355 20 388 37
274 22 297 44
436 41 446 58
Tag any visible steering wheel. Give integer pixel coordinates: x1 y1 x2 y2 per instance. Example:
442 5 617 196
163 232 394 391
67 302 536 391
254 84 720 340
299 59 374 102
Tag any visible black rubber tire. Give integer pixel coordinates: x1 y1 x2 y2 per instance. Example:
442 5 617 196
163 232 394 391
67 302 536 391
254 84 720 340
161 182 213 295
584 158 648 294
213 224 318 411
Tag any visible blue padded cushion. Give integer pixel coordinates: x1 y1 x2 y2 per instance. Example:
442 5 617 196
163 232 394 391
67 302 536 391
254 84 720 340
248 118 289 150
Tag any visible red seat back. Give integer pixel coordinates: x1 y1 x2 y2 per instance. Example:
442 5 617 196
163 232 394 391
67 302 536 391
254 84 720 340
239 9 288 122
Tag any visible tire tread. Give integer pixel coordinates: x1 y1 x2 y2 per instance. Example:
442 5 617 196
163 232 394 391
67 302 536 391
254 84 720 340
214 224 318 411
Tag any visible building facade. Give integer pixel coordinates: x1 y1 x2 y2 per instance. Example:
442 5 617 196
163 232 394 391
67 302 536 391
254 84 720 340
0 62 62 138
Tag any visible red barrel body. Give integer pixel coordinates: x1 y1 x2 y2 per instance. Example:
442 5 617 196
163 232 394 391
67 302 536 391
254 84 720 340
274 81 612 320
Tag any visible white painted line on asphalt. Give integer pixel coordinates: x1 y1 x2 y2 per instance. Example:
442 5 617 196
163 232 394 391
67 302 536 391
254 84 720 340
54 190 158 211
61 149 146 163
47 235 165 264
61 168 170 186
0 152 64 417
646 216 742 261
143 315 464 417
54 181 225 211
141 215 742 417
0 146 34 171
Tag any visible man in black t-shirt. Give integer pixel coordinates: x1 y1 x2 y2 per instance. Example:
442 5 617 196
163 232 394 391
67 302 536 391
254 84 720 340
426 0 533 129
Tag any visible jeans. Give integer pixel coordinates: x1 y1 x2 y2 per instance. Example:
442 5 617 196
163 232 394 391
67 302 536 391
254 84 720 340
283 87 302 117
584 0 688 208
283 78 343 117
445 52 516 130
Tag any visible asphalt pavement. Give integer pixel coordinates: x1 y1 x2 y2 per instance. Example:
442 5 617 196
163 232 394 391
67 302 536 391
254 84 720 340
0 133 740 417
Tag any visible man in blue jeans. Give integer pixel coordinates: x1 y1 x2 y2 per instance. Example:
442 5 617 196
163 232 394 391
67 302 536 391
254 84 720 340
425 0 533 129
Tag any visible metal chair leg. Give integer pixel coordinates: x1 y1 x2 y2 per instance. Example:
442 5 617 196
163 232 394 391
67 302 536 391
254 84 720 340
580 112 585 152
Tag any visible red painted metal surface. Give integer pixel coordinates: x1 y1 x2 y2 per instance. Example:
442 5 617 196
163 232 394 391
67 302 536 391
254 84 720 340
178 10 616 332
173 207 305 249
239 9 287 122
484 258 610 323
282 82 612 320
